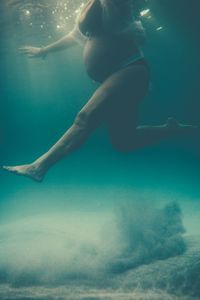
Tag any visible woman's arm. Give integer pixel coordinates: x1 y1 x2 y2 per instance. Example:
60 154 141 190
19 1 94 59
42 33 78 55
19 31 79 59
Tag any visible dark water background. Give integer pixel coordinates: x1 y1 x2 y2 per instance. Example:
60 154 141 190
0 0 200 299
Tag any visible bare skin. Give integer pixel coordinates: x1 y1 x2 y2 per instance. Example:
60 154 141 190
2 116 198 182
2 0 199 182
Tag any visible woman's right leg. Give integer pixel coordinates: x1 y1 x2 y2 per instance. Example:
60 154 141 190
2 70 127 182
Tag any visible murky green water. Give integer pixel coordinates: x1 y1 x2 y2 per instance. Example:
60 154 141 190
0 1 200 299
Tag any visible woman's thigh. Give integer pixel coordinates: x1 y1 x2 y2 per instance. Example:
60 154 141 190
78 63 149 135
106 64 150 150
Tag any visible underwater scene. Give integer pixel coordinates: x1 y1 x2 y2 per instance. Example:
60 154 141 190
0 0 200 299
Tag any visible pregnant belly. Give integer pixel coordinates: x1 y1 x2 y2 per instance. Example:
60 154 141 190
83 36 139 82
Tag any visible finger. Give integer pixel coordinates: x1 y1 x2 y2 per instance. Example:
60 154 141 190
2 166 13 171
19 46 31 51
19 48 31 52
19 49 31 55
27 54 37 59
19 49 28 53
19 51 29 55
19 48 34 55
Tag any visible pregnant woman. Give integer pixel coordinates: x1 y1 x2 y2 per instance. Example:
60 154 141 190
3 0 198 182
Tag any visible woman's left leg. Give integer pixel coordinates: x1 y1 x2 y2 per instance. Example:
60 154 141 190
2 66 142 182
106 64 199 152
109 115 199 153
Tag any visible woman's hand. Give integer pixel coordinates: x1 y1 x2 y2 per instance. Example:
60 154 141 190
19 46 47 59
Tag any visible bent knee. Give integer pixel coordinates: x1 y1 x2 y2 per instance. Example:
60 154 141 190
74 109 102 131
74 110 89 128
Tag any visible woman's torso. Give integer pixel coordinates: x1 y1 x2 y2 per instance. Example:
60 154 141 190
78 0 144 82
83 31 141 82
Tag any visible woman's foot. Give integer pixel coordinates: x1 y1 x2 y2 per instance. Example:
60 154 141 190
166 117 199 132
2 163 45 182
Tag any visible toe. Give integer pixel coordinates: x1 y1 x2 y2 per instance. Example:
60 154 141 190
2 166 11 171
2 166 18 173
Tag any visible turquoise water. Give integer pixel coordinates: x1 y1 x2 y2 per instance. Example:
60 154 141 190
0 1 200 299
